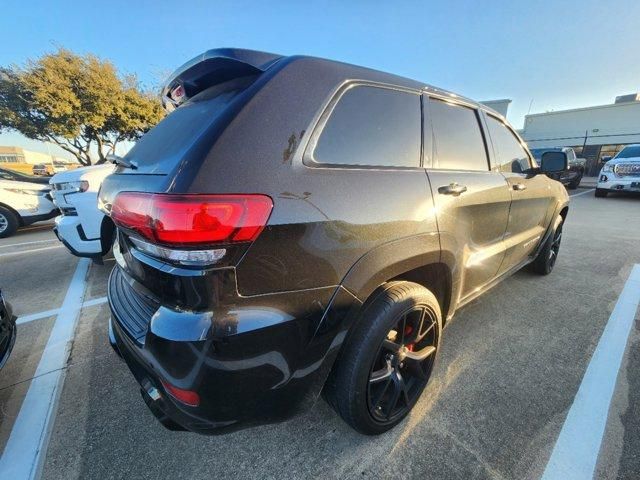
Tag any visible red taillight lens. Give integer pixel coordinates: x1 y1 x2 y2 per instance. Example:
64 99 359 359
111 193 273 247
160 380 200 407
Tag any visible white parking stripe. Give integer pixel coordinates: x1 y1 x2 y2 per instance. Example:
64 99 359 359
0 245 63 258
81 296 108 308
541 264 640 480
0 239 57 249
16 308 60 325
0 258 91 480
569 188 595 198
15 296 108 325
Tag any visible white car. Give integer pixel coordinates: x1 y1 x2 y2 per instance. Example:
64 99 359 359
50 164 115 258
596 144 640 197
0 178 58 238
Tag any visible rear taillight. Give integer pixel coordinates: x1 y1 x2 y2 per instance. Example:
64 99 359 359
110 192 273 247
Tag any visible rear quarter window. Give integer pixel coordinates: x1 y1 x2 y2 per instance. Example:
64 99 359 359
309 85 421 168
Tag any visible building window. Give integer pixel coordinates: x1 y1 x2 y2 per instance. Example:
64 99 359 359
0 154 24 163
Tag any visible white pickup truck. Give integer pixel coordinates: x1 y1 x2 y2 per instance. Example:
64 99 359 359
597 144 640 197
50 164 115 259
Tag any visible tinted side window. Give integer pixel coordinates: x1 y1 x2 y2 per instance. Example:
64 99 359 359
313 86 421 168
429 99 488 171
486 115 532 173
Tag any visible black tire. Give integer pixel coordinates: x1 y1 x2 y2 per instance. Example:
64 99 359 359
530 220 563 275
595 188 608 198
325 281 442 435
568 174 582 190
0 206 19 239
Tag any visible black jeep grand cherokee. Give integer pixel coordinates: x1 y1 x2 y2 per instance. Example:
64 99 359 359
100 49 569 435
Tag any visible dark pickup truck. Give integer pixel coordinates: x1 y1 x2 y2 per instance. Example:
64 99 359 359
530 147 585 189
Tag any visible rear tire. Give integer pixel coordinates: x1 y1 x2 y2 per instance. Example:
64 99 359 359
595 188 608 198
530 220 563 275
325 281 442 435
568 175 582 190
0 207 19 239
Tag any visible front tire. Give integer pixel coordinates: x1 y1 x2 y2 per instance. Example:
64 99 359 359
0 207 19 239
568 174 582 190
595 188 608 198
326 281 442 435
530 220 563 275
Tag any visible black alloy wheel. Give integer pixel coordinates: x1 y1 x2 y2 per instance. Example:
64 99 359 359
530 219 563 275
547 223 563 271
367 305 438 423
324 281 442 435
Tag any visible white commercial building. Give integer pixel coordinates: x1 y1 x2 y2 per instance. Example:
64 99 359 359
521 94 640 175
480 99 512 118
0 146 71 166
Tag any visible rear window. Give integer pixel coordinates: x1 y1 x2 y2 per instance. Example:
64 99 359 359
122 77 255 174
311 85 421 168
615 145 640 159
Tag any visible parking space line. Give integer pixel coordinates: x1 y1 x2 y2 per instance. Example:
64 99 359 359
541 264 640 480
16 308 61 325
569 188 595 198
0 258 91 480
81 296 108 308
0 245 63 258
15 296 108 326
0 239 58 249
17 225 54 232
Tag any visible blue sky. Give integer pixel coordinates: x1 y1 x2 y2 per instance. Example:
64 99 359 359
1 0 639 158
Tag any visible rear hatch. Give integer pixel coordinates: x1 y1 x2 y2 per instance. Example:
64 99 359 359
100 49 280 334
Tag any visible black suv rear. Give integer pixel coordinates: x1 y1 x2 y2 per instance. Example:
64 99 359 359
101 48 569 435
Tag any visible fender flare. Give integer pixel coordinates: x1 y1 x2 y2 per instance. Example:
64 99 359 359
340 232 442 301
303 232 446 404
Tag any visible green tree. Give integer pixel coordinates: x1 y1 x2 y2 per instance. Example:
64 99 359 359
0 49 164 165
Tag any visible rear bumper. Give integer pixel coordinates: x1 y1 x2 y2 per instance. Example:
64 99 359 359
106 265 357 434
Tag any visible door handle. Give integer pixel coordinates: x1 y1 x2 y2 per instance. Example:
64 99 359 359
438 183 467 196
512 183 527 191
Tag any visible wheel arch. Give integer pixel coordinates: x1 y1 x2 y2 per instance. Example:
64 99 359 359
0 202 23 226
99 215 116 255
559 204 569 222
340 233 445 304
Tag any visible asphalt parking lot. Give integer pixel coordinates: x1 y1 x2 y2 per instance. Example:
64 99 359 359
0 188 639 480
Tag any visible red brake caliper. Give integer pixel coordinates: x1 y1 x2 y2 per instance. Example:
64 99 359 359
404 324 415 352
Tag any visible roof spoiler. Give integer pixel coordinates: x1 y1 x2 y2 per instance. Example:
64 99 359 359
161 48 282 112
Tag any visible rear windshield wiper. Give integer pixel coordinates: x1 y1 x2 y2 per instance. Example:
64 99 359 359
107 154 138 170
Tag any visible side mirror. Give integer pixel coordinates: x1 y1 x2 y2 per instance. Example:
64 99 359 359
601 156 612 163
540 151 568 173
